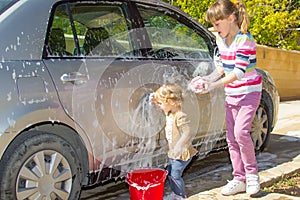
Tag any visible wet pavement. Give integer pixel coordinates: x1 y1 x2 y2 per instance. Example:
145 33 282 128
80 100 300 200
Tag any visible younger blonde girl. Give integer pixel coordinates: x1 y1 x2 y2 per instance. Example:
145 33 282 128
152 83 197 199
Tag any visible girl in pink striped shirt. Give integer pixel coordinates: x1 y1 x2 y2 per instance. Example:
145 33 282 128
190 0 261 196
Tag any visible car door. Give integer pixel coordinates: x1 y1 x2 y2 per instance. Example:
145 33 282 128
132 2 227 158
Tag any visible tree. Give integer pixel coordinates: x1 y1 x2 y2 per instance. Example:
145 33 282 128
163 0 300 50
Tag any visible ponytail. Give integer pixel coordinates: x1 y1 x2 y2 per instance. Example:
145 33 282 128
235 1 250 34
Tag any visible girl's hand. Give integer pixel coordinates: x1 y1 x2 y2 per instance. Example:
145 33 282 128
197 82 218 94
188 76 208 94
173 146 183 159
173 142 188 159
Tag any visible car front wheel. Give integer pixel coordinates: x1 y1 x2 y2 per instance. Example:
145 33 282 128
0 131 82 200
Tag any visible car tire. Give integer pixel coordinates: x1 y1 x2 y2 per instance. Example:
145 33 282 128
251 96 272 152
0 130 82 200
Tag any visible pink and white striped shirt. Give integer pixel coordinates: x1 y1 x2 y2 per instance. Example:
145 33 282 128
216 31 262 96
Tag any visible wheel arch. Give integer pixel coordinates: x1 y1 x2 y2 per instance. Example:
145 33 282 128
2 122 90 186
261 89 274 133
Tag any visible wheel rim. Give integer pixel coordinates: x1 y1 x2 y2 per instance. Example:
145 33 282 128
251 105 269 151
16 150 72 199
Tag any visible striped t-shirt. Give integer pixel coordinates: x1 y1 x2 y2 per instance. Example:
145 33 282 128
216 31 262 96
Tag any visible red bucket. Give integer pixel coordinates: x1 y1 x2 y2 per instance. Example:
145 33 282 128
126 168 168 200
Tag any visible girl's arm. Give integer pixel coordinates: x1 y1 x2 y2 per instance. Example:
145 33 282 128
208 71 238 91
191 71 238 95
173 113 193 158
203 64 224 82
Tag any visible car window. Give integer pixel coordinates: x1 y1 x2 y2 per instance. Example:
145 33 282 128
46 2 132 58
0 0 18 15
137 5 211 60
45 4 72 57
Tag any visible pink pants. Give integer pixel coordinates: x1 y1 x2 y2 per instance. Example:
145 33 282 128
225 92 261 182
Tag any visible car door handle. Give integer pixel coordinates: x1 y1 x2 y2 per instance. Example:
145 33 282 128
60 72 88 84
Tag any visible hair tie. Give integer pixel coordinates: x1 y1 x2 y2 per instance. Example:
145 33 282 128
232 0 239 7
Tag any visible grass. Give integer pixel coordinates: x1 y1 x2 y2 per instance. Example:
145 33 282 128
262 173 300 196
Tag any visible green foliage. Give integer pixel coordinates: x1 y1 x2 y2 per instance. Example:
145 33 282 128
246 0 300 50
164 0 215 27
163 0 300 50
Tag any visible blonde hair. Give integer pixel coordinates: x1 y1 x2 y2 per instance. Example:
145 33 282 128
153 83 183 107
206 0 250 34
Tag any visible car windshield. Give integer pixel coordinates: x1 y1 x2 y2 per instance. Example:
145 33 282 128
0 0 18 15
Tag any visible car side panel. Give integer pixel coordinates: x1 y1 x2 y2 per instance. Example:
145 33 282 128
0 60 74 157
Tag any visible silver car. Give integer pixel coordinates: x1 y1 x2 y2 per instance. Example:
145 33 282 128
0 0 279 199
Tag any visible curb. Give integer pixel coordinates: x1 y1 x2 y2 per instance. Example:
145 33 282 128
188 154 300 200
260 154 300 188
